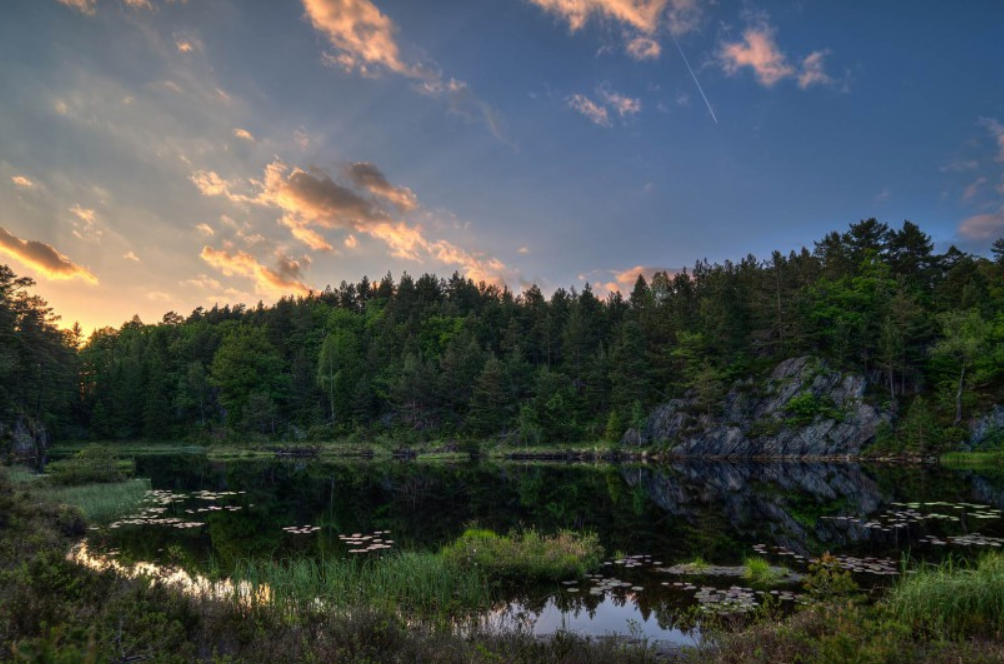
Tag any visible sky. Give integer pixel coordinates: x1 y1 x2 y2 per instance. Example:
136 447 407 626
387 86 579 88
2 0 1003 333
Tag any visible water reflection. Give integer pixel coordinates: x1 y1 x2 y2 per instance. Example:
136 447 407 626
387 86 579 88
75 456 1004 643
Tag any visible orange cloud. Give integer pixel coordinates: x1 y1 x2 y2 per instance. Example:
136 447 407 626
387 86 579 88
0 226 98 284
592 265 679 296
798 51 833 89
192 159 511 285
720 25 794 87
345 162 418 211
233 128 255 142
301 0 421 78
56 0 96 15
958 204 1004 241
568 93 611 126
200 246 312 297
11 175 35 189
600 89 641 118
528 0 700 58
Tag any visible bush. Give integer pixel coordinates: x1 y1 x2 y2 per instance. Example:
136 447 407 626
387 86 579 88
441 528 603 582
45 445 133 486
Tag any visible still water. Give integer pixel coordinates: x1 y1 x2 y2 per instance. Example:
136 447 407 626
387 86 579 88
79 456 1004 646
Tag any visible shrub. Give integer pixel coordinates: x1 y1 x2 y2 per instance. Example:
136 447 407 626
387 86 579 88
46 445 133 486
441 528 603 582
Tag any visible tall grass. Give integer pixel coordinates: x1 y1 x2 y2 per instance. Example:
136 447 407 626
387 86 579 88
231 552 495 620
4 465 41 485
889 553 1004 637
47 478 151 522
743 556 782 585
941 451 1004 466
441 528 603 582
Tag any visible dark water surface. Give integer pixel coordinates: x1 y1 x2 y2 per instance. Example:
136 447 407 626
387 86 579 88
82 456 1004 646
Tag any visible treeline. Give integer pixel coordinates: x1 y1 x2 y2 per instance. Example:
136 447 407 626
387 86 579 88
4 219 1004 453
0 265 80 447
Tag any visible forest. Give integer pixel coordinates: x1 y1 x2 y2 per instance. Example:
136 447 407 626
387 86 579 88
2 218 1004 455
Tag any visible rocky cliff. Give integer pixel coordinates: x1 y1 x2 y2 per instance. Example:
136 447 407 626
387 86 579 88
623 356 889 457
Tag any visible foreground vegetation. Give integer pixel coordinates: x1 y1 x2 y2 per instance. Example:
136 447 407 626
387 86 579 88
7 463 1004 662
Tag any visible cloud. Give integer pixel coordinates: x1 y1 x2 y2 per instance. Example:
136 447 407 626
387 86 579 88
963 177 988 202
527 0 700 58
600 88 641 117
626 36 660 60
797 51 833 89
11 175 35 189
55 0 96 15
195 223 215 236
124 251 140 262
980 117 1004 162
182 274 223 290
0 226 98 283
174 34 203 53
344 234 358 248
301 0 421 78
941 160 979 173
56 0 151 13
568 93 611 126
192 159 511 285
146 291 173 302
518 246 529 254
69 205 103 242
302 0 505 141
200 246 312 297
233 128 255 142
345 162 417 211
719 24 794 87
958 204 1004 241
589 264 679 296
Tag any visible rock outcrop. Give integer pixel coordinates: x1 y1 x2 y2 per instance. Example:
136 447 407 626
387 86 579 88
1 416 49 463
969 405 1004 449
623 356 889 457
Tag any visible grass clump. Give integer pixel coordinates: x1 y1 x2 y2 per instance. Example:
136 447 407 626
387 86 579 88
232 552 494 619
45 444 134 485
47 478 151 522
441 528 603 582
743 556 781 585
889 553 1004 638
689 555 710 571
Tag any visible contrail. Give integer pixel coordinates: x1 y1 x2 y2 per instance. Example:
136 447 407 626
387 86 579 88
671 33 718 124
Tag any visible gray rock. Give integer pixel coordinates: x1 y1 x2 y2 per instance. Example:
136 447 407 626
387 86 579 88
970 405 1004 449
622 356 889 457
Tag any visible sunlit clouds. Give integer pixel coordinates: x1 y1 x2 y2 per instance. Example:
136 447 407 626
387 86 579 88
528 0 701 59
302 0 420 78
959 205 1004 240
200 246 312 297
193 159 512 286
719 19 835 90
232 128 256 142
0 227 98 284
981 118 1004 162
11 175 35 189
124 251 140 262
568 87 640 126
568 93 610 127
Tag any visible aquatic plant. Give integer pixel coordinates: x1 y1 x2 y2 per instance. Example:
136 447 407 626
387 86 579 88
47 478 151 522
441 528 603 582
231 552 494 620
45 445 133 485
743 557 782 585
889 553 1004 637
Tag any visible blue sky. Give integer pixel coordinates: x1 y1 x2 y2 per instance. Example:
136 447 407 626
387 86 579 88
1 0 1003 331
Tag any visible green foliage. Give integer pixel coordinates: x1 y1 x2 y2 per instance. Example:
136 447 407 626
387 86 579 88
46 478 150 522
45 445 133 486
784 393 841 425
802 553 860 601
889 553 1004 638
441 528 603 582
743 556 783 585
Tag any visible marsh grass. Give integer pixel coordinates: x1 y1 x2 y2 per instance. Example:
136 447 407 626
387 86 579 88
889 553 1004 637
743 557 782 585
441 528 603 582
47 478 151 522
231 552 495 621
941 451 1004 466
5 465 40 485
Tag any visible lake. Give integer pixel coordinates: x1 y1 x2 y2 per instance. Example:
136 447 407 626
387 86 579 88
77 455 1004 647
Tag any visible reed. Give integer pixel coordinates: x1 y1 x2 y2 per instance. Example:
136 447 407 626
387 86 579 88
46 478 151 522
230 551 495 620
888 553 1004 637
